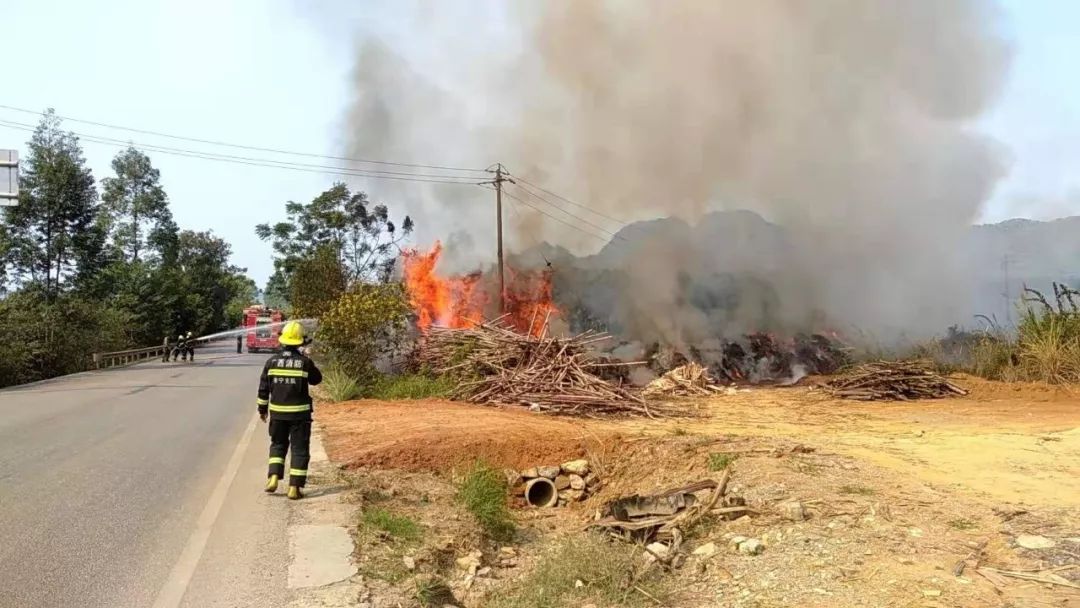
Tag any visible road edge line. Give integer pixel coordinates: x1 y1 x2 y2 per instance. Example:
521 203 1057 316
150 411 260 608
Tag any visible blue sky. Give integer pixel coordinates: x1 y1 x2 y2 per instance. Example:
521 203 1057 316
2 0 1077 287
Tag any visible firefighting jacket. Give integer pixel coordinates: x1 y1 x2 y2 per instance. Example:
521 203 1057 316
257 347 323 421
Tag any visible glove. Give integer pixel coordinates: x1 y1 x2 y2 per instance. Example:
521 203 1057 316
259 412 267 423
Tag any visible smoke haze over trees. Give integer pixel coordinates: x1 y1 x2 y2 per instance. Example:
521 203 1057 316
336 0 1015 344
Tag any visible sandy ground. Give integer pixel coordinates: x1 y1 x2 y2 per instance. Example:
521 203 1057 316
318 377 1080 607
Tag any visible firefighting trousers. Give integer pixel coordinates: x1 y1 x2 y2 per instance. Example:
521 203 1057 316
267 419 311 487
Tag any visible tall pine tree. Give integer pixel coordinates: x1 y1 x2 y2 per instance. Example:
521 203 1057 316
3 110 100 299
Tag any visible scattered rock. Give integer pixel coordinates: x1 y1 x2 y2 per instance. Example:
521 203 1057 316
1016 534 1056 550
561 459 590 476
738 539 764 556
922 589 942 597
728 535 748 551
574 579 585 588
554 475 571 491
498 546 517 558
909 528 925 538
692 542 719 558
504 469 523 488
569 474 587 490
644 542 670 563
780 501 807 522
521 467 539 479
402 556 416 571
563 489 585 502
462 574 475 590
510 482 526 497
456 551 482 575
476 567 492 577
537 465 561 479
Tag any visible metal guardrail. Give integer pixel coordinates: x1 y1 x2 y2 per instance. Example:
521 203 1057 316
93 340 207 369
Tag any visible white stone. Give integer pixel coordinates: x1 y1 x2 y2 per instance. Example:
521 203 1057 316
692 542 718 558
537 465 562 479
780 501 807 522
1016 535 1056 550
569 474 587 490
403 556 416 571
561 459 590 476
737 539 764 556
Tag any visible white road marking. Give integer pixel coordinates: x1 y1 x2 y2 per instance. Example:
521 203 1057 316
150 412 260 608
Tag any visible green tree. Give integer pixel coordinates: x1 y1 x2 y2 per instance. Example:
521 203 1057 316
100 147 175 263
3 110 101 298
255 183 413 303
289 245 347 319
174 230 251 334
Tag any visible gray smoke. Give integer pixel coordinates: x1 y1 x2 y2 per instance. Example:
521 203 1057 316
339 0 1012 344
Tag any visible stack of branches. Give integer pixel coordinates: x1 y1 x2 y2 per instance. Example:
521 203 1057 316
823 360 968 401
418 315 681 417
643 362 724 398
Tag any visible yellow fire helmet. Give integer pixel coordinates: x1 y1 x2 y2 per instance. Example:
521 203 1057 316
278 321 305 346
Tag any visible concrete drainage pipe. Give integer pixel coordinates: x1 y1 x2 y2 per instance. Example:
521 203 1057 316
525 478 558 508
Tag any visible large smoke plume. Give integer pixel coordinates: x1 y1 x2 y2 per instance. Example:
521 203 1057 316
340 0 1012 344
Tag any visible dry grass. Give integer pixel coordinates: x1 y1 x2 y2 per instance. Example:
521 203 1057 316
1016 308 1080 384
484 534 667 608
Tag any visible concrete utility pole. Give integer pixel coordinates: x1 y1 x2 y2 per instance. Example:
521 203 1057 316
483 164 514 313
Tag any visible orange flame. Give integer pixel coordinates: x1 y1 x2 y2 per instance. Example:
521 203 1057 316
401 241 486 329
401 242 557 337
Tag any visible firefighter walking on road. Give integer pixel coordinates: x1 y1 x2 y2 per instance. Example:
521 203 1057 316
257 321 322 499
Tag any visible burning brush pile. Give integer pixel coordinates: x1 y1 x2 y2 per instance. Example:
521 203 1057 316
416 317 689 417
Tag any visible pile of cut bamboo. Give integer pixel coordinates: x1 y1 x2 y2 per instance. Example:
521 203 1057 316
642 362 724 398
418 316 682 417
822 360 967 401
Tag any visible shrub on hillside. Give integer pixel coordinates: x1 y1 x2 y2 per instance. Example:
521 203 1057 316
316 284 411 385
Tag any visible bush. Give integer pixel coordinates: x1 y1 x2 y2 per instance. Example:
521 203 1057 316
317 284 410 384
707 452 738 472
1016 307 1080 384
0 289 133 388
321 365 363 402
457 461 515 542
366 373 455 400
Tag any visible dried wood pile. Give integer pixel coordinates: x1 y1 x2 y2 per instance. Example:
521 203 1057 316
643 362 724 398
418 316 680 417
822 360 968 401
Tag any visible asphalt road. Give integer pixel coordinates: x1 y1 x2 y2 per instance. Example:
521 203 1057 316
0 345 291 608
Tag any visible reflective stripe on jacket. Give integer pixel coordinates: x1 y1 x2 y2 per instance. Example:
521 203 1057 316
257 347 323 420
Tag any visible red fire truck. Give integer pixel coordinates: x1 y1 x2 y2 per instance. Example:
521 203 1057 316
242 305 284 353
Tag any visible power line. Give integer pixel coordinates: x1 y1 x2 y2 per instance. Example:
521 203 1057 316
0 103 490 174
507 171 629 225
0 120 484 186
508 184 626 241
0 118 479 180
500 188 617 243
